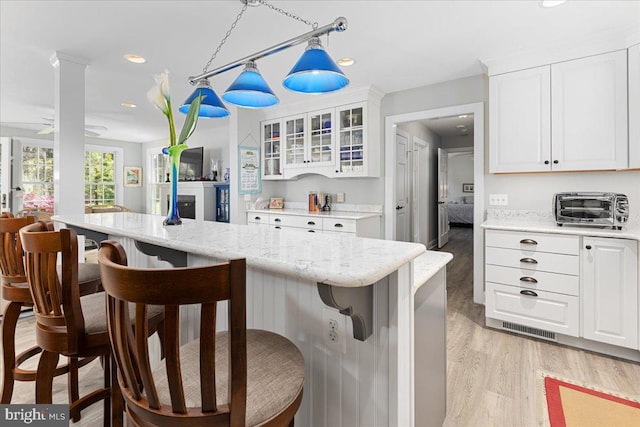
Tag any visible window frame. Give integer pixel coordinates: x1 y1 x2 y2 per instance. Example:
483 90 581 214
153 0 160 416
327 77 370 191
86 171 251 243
84 144 124 207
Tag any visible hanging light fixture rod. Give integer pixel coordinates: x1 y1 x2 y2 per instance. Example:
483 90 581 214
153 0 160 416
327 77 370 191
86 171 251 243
187 16 348 85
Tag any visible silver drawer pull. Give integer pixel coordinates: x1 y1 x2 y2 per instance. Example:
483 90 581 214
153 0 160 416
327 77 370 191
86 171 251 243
520 258 538 264
307 221 316 225
274 218 282 223
520 276 538 284
520 290 538 297
520 239 538 245
334 223 344 228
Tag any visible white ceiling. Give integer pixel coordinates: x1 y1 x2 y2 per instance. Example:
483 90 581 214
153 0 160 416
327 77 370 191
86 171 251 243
1 0 639 143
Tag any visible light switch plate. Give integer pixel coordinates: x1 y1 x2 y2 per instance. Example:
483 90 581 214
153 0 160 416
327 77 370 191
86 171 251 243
489 194 509 206
336 192 345 203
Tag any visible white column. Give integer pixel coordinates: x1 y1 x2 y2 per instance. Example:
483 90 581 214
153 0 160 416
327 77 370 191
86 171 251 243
50 52 87 215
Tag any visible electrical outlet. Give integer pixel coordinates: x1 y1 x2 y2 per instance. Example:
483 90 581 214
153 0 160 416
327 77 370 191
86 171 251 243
489 194 509 206
336 192 345 203
322 307 346 353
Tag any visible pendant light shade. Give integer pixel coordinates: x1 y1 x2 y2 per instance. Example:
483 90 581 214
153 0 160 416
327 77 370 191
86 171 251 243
222 61 279 108
283 37 349 94
179 79 229 118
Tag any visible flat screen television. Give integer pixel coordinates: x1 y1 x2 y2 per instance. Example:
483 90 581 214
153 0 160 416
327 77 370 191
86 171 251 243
178 147 203 181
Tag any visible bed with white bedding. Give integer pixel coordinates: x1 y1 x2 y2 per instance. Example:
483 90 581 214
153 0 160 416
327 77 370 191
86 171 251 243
447 196 473 225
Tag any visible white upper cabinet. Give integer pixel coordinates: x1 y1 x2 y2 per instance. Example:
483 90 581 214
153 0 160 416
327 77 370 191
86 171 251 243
490 65 551 173
490 50 629 173
629 44 640 169
259 88 381 180
551 50 628 171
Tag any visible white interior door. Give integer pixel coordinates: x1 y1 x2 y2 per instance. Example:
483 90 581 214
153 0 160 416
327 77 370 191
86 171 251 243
395 129 409 241
412 137 429 246
437 148 449 248
0 137 12 213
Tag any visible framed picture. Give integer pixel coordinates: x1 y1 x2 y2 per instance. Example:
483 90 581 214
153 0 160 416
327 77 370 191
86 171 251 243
124 166 142 187
462 183 474 193
269 197 284 209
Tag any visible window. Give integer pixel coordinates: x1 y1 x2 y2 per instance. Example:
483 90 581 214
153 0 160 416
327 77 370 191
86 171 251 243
85 150 116 206
147 147 169 215
21 144 54 212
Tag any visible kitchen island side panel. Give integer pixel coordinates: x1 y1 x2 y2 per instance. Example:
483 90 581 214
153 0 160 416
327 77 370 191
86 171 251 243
189 252 390 426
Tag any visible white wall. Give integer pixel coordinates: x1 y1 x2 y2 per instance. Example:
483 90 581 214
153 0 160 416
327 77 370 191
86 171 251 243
448 152 474 201
485 171 640 212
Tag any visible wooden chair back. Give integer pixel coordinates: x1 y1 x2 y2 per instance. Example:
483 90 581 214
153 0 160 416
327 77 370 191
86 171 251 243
19 222 85 354
0 215 35 288
98 241 247 426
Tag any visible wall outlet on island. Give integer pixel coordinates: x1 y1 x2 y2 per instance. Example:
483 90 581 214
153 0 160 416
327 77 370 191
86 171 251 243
322 307 347 353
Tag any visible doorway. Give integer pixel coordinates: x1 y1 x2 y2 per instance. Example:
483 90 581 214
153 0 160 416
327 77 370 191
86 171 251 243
385 102 485 305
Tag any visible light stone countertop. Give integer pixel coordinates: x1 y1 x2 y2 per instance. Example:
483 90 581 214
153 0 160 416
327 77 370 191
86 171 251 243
54 212 427 287
413 251 453 293
481 217 640 241
247 208 381 220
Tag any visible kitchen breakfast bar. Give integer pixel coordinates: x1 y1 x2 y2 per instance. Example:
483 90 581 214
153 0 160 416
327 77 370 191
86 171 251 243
53 212 452 427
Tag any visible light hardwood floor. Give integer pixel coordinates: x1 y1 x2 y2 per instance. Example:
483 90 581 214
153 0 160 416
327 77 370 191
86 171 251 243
441 226 640 427
3 228 639 426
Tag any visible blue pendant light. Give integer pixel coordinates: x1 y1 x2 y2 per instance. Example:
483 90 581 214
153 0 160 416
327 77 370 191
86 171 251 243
222 61 279 108
283 37 349 94
179 79 229 118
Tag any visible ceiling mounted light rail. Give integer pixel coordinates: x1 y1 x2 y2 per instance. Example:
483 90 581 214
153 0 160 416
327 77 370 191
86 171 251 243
181 0 349 118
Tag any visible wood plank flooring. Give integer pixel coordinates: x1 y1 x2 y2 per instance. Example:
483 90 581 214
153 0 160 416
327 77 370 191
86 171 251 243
441 226 640 427
2 227 639 426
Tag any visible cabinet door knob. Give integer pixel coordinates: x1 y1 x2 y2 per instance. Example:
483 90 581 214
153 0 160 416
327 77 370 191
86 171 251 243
520 276 538 284
519 239 538 245
553 160 559 164
544 160 550 165
585 245 592 250
520 257 538 264
520 290 538 297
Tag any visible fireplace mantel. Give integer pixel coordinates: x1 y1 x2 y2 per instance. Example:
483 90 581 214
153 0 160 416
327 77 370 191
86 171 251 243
159 181 216 221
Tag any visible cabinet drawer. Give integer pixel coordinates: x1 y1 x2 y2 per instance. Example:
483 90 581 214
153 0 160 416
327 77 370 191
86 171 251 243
285 215 323 230
323 218 356 233
248 213 269 225
485 230 579 255
486 282 579 336
486 264 579 296
485 247 579 275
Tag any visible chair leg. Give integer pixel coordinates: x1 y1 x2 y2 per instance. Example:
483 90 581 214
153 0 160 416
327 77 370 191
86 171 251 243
35 350 59 404
288 419 295 427
109 355 123 427
68 357 80 422
0 301 23 403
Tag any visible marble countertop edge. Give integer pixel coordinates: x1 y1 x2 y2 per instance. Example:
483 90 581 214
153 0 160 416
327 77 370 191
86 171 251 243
413 251 453 293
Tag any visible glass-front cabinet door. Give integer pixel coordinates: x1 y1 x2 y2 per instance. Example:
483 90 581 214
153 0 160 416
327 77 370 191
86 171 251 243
337 102 367 176
261 119 283 179
307 108 335 166
283 114 306 168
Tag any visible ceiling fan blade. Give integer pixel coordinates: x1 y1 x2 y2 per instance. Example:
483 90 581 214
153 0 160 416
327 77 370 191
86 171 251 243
84 129 100 137
37 127 54 135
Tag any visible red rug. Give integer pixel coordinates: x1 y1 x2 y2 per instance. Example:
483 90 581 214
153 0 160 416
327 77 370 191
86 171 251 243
544 375 640 426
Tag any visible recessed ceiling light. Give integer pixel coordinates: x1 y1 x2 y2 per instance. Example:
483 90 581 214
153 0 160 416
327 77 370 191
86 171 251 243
121 103 137 108
337 58 355 66
124 54 146 64
458 115 468 118
456 124 466 129
540 0 567 8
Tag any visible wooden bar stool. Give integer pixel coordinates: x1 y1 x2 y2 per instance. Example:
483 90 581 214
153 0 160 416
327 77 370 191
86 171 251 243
1 216 103 407
98 240 305 427
19 222 164 426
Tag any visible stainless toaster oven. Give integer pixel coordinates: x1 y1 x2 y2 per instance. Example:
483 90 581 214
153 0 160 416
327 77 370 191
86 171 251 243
553 192 629 229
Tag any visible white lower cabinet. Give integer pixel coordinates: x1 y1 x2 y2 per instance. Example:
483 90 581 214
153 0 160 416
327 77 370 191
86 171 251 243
581 237 638 349
486 229 640 354
246 211 380 238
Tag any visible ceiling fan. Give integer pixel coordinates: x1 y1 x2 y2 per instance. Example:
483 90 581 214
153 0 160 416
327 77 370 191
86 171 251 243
36 117 108 137
5 117 108 137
